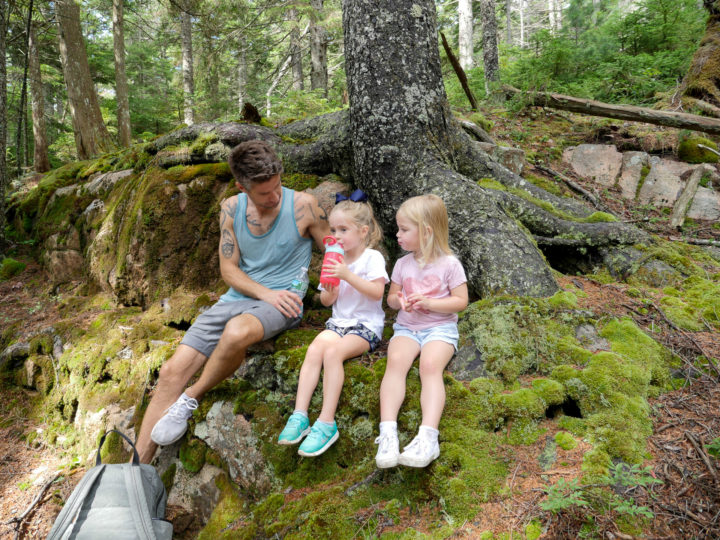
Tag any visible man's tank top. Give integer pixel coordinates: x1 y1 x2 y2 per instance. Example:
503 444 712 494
219 186 312 303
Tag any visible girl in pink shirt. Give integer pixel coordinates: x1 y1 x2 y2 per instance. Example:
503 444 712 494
375 194 468 468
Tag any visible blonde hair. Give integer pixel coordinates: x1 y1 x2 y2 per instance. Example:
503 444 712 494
397 194 452 265
331 200 383 248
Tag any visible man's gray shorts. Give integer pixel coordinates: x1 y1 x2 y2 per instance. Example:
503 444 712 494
180 299 301 358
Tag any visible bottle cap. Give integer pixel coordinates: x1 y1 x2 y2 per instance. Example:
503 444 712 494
323 235 338 246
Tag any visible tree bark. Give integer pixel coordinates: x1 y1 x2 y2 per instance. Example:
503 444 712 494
55 0 114 159
28 24 49 172
113 0 132 147
16 0 33 175
309 0 328 95
479 0 500 94
0 0 8 253
237 44 248 115
505 86 720 135
289 8 304 91
505 0 512 44
681 0 720 109
458 0 473 70
180 9 195 125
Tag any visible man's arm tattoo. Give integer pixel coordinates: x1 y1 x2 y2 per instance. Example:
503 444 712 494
318 206 328 221
220 199 237 229
221 229 235 258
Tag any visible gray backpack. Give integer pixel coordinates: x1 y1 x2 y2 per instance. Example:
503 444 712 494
47 430 173 540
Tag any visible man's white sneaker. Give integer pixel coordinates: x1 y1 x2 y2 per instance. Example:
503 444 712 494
397 434 440 468
374 431 400 468
150 393 199 446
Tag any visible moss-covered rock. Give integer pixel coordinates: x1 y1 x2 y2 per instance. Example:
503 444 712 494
0 258 26 281
678 136 719 164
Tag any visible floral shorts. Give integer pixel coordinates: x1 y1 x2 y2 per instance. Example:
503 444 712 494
325 321 381 352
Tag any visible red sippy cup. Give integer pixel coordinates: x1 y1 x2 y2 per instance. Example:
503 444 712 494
320 236 345 287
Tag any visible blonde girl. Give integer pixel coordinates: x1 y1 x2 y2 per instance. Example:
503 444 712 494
278 194 389 457
375 194 468 468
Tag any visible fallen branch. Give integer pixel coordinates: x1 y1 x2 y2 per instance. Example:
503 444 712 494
697 144 720 158
504 85 720 135
5 473 61 539
668 236 720 248
344 470 380 496
685 432 718 481
534 164 602 209
440 32 478 111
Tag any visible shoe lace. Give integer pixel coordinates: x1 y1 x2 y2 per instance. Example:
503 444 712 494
166 395 198 420
404 436 431 456
374 432 395 454
286 415 305 429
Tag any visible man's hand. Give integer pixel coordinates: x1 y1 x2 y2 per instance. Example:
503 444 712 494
261 289 303 318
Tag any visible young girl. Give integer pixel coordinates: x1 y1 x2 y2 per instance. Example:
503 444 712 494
278 195 388 457
375 194 468 468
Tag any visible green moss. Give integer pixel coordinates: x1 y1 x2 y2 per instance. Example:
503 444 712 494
477 178 507 191
29 335 53 355
531 378 565 406
190 133 219 157
547 290 577 309
197 474 248 539
494 388 547 421
584 211 617 223
555 431 577 450
98 431 130 464
0 258 26 281
161 462 177 494
274 329 320 351
469 112 494 132
678 137 719 164
180 438 207 473
280 172 320 191
659 276 720 332
525 173 568 197
636 166 651 200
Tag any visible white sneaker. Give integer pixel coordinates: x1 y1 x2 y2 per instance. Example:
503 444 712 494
397 434 440 468
150 393 199 446
375 431 400 468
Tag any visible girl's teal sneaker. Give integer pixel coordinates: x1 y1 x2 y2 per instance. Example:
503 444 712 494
297 421 338 456
278 412 311 445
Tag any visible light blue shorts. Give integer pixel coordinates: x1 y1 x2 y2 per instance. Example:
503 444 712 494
390 322 459 350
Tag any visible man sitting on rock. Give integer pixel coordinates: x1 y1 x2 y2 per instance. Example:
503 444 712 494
136 140 330 463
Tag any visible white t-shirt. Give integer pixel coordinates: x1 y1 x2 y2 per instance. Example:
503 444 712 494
320 248 389 338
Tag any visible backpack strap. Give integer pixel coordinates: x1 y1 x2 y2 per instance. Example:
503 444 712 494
46 464 106 540
124 463 158 540
96 429 140 466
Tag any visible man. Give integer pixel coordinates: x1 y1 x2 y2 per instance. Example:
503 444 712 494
136 140 330 463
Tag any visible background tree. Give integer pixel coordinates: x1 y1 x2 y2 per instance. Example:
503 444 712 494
28 22 49 172
680 0 720 115
458 0 473 70
180 4 195 125
113 0 131 146
55 0 114 158
479 0 499 94
309 0 328 95
0 0 8 254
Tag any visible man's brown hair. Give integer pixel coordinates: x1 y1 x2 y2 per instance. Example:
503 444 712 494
228 140 283 188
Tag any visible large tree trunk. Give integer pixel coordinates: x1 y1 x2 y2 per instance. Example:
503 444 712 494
113 0 132 147
0 0 8 253
681 0 720 112
56 0 114 159
29 24 49 172
506 85 720 134
479 0 500 94
289 8 304 91
458 0 473 70
180 9 195 125
309 0 328 95
341 0 645 297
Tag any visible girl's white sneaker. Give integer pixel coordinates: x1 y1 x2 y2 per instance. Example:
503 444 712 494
374 431 400 468
397 434 440 468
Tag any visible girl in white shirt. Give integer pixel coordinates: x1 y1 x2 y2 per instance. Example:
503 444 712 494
278 195 388 457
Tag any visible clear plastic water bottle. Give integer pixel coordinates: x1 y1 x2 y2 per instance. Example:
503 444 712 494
289 266 309 299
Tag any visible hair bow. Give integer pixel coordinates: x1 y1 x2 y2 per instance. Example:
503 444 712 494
335 189 368 204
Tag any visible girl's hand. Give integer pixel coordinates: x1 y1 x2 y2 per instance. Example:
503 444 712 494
322 258 350 281
398 291 413 312
405 293 431 313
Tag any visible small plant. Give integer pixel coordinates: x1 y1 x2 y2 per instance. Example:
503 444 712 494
706 437 720 458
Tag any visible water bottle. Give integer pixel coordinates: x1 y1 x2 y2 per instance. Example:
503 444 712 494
319 236 344 287
289 267 309 299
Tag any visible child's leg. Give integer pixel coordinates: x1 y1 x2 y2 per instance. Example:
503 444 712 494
317 335 370 423
417 341 456 429
294 330 342 412
380 337 421 421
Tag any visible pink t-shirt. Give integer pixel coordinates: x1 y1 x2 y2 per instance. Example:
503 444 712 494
391 254 467 331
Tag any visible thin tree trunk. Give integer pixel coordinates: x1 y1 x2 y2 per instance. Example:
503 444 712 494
0 0 8 253
309 0 328 95
554 0 561 28
547 0 555 32
267 54 293 116
480 0 500 94
16 0 33 177
289 8 304 91
458 0 473 70
113 0 131 147
180 9 195 125
237 45 248 115
506 0 512 44
440 32 478 110
519 0 525 47
56 0 114 159
505 85 720 135
28 24 49 172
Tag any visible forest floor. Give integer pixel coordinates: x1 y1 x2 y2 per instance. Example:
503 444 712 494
1 108 719 538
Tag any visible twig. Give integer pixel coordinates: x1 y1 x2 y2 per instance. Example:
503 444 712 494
345 470 380 496
650 303 720 380
5 473 61 538
685 432 718 480
534 164 603 210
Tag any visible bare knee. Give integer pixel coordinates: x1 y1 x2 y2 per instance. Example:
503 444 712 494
419 358 444 380
322 347 345 368
222 318 260 349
